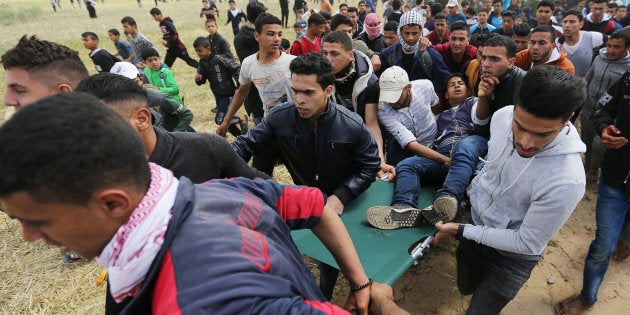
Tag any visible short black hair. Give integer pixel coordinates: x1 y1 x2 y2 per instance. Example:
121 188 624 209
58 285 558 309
320 11 332 21
289 52 333 90
461 0 470 6
193 36 211 48
108 29 120 36
531 24 556 41
591 0 607 4
478 8 490 14
610 27 630 46
450 21 470 33
322 30 353 51
484 35 517 58
501 10 515 18
81 31 99 41
294 22 303 29
513 23 531 37
516 65 585 121
430 3 443 15
141 47 160 61
492 0 502 5
347 6 359 14
563 9 583 21
470 32 496 47
308 13 327 26
281 38 291 50
205 18 217 25
608 2 618 9
330 14 353 30
434 12 447 20
537 0 554 10
339 3 348 9
246 2 267 23
75 73 148 118
121 16 137 26
392 0 403 10
466 7 477 15
383 21 399 31
0 92 150 204
1 35 88 89
149 7 161 15
255 13 282 33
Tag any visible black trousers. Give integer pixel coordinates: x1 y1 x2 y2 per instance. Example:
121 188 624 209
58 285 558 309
164 47 198 69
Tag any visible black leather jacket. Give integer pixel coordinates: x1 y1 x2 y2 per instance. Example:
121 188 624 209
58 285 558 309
594 71 630 193
232 101 381 205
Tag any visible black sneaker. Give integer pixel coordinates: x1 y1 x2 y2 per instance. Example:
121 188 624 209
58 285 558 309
365 204 424 230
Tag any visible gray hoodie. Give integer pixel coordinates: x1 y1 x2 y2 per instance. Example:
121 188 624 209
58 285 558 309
464 106 586 259
583 48 630 119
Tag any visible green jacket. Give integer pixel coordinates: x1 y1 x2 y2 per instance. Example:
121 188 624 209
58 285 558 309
145 88 193 132
144 65 184 104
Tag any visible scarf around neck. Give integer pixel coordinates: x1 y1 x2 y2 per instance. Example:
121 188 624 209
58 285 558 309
398 11 423 54
95 163 179 303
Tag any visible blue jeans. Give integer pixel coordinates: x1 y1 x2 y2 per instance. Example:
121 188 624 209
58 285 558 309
580 177 630 307
386 134 415 167
391 148 449 208
437 135 488 201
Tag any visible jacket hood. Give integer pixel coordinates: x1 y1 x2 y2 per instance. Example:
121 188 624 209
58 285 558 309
586 12 611 23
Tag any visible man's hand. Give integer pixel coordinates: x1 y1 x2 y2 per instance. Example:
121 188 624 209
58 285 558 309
371 54 382 72
343 285 370 315
419 37 431 51
477 74 499 99
433 221 459 244
216 121 229 138
161 39 167 46
601 125 628 149
377 163 396 182
326 195 345 215
194 74 203 82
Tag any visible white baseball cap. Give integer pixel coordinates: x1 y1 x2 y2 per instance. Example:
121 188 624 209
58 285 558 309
446 0 459 7
379 66 410 103
110 62 140 80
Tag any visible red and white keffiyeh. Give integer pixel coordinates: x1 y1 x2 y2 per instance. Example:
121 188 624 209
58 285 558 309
96 163 179 303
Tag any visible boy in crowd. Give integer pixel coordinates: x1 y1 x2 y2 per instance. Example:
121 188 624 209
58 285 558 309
512 23 530 52
493 10 515 36
290 13 327 55
383 20 400 47
515 25 575 74
294 22 305 39
110 62 193 132
193 37 247 137
121 16 156 66
281 38 291 53
81 31 120 73
200 0 219 20
150 7 198 69
205 18 236 60
426 13 450 45
296 9 308 29
557 9 604 78
225 0 247 36
470 8 496 35
108 29 133 61
434 21 478 73
141 48 184 105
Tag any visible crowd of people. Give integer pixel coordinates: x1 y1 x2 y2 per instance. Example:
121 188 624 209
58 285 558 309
2 0 630 314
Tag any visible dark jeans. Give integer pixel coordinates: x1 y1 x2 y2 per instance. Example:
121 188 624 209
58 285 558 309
391 148 449 207
215 96 241 137
457 238 538 315
437 135 488 201
164 47 199 69
251 115 276 176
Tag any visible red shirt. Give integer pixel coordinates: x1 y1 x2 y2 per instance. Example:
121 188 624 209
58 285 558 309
290 36 321 56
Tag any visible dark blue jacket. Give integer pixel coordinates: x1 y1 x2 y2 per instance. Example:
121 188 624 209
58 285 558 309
112 177 350 314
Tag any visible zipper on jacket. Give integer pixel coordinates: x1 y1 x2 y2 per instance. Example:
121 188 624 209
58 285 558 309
624 170 630 184
478 147 514 221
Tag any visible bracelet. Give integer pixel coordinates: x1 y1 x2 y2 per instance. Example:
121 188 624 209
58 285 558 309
350 278 373 293
456 224 465 240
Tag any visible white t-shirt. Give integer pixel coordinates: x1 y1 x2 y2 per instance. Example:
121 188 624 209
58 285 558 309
239 52 296 116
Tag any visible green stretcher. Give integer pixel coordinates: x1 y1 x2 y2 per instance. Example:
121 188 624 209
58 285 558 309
291 180 438 285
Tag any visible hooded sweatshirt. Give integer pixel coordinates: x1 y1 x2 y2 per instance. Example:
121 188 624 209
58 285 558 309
583 48 630 119
514 47 576 75
464 106 586 259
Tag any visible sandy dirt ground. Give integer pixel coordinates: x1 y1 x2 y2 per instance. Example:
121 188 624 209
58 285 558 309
329 186 630 314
